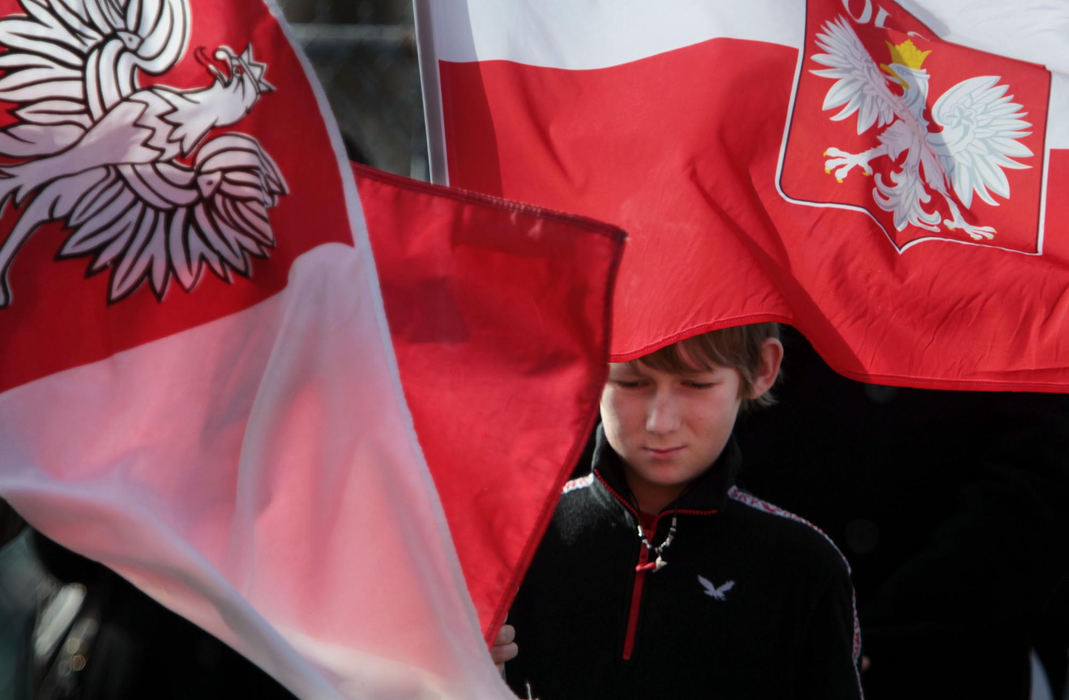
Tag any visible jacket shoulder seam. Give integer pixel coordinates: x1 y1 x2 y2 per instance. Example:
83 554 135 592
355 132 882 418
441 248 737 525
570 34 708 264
562 473 594 494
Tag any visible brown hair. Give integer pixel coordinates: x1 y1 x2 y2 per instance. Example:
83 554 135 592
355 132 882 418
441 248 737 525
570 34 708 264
628 323 781 409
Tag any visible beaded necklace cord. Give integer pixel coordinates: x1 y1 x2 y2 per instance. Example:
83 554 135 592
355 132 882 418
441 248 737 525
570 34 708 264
634 515 677 573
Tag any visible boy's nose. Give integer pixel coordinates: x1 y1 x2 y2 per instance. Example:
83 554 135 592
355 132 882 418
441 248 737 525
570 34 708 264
645 391 681 434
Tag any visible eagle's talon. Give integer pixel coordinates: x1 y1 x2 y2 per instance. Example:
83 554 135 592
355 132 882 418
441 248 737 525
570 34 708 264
943 218 996 240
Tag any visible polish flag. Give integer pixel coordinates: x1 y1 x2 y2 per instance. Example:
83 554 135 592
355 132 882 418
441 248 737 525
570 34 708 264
0 0 622 697
418 0 1069 392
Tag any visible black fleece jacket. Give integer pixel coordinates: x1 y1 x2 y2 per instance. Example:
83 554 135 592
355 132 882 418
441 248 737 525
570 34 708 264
506 427 862 700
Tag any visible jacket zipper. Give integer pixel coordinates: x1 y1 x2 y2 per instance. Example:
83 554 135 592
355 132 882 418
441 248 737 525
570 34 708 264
623 539 649 660
594 472 719 661
622 511 663 661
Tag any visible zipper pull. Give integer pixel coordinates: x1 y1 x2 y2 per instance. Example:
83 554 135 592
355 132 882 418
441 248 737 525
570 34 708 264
635 555 667 573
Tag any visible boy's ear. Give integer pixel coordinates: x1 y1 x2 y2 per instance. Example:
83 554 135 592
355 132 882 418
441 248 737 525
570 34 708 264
749 338 784 400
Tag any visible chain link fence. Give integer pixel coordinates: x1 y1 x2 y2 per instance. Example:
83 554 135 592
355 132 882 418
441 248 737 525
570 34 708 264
278 0 428 179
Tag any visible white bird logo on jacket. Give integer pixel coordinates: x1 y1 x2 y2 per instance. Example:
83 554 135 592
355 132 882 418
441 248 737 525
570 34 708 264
698 575 735 601
0 0 287 307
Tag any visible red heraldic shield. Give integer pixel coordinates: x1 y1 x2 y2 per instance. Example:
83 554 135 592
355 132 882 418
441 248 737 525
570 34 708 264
781 1 1050 254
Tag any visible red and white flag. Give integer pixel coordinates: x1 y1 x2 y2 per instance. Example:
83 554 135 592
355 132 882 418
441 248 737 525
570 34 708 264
418 0 1069 391
0 0 623 697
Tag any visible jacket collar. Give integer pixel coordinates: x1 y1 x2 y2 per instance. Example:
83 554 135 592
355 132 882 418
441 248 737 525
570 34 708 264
590 424 741 517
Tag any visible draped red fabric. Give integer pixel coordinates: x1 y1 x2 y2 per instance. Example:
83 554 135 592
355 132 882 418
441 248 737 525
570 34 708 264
356 164 624 640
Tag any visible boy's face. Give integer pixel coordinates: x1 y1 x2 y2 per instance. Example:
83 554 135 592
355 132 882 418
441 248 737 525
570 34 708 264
600 360 744 513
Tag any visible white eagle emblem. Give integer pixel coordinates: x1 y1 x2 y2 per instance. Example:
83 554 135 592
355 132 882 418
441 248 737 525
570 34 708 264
0 0 287 307
811 16 1033 242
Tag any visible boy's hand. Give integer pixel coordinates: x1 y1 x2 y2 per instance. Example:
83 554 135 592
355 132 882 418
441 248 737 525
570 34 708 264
491 624 518 670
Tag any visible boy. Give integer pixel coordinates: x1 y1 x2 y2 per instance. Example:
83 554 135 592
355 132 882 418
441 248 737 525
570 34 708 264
502 324 862 699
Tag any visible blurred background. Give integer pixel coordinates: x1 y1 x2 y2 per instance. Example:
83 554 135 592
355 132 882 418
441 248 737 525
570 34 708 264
278 0 428 178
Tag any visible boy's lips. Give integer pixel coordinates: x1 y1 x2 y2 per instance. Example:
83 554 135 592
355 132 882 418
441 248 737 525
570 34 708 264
643 446 684 460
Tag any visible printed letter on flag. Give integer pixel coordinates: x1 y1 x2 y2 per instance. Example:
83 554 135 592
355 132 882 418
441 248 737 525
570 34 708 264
0 0 623 697
418 0 1069 392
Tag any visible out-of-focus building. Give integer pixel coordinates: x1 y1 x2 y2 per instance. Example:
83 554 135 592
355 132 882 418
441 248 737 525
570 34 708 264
279 0 427 178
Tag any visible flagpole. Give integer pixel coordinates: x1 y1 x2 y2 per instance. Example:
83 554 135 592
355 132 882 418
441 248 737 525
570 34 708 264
412 0 449 184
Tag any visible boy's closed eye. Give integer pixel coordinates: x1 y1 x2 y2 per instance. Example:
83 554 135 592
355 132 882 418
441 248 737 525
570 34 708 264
609 375 718 390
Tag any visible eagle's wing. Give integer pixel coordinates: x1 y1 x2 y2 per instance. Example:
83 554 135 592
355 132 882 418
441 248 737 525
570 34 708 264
0 0 188 153
41 134 286 302
809 15 898 134
928 75 1033 208
86 0 189 117
0 0 105 157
